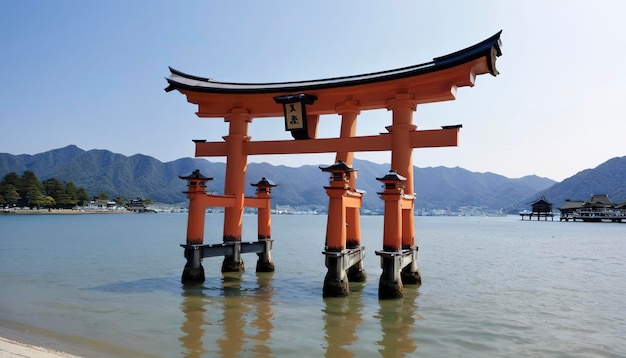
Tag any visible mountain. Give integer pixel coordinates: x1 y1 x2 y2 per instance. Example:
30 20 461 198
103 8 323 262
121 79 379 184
529 156 626 208
0 145 556 212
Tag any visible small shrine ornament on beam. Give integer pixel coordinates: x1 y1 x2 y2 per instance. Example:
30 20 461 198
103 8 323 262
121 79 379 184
273 93 317 140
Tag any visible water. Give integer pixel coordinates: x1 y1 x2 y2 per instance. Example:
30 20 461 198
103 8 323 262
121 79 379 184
1 213 625 357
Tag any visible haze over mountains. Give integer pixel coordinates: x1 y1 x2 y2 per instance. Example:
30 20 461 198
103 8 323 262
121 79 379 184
1 145 624 213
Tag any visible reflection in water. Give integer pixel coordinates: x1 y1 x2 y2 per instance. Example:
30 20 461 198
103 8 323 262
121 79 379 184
179 285 209 358
375 286 422 356
179 273 275 357
249 274 274 356
217 274 247 356
322 283 364 357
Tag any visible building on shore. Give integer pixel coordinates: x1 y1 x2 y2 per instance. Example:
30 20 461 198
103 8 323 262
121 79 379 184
558 194 626 222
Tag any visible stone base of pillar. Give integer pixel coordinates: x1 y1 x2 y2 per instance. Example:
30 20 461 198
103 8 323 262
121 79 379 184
182 245 205 284
347 262 367 282
323 269 350 298
256 256 275 272
255 240 275 272
322 247 365 297
181 264 205 284
401 263 422 285
222 256 244 272
378 256 403 299
375 248 419 299
378 277 403 299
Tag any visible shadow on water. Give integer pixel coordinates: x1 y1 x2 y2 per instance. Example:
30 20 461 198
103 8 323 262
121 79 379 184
87 276 181 294
179 272 276 358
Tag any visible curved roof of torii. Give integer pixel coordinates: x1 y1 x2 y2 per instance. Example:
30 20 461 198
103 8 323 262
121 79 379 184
165 31 502 118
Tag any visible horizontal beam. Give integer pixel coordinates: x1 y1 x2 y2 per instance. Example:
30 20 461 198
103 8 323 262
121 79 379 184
181 241 271 258
194 128 459 157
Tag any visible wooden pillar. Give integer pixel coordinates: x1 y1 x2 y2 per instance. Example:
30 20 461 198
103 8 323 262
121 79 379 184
386 93 417 249
335 101 366 282
179 170 213 284
325 178 348 252
321 162 358 297
336 101 360 247
380 184 402 252
386 93 421 285
186 182 208 245
376 171 406 299
252 177 276 272
222 107 251 272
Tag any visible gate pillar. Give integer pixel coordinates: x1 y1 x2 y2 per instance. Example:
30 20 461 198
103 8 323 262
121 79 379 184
222 108 251 273
179 170 213 284
335 101 366 282
320 161 365 297
251 177 276 272
386 94 421 284
376 170 419 299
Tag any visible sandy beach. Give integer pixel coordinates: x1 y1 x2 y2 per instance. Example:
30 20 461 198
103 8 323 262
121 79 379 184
0 336 81 358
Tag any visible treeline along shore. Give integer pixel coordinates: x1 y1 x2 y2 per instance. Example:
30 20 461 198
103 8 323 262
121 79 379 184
1 170 153 212
1 207 134 215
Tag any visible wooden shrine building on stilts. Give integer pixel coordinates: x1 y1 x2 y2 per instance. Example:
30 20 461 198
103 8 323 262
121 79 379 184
165 31 503 299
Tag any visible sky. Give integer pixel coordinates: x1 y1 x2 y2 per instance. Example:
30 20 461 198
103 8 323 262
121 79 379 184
1 1 625 182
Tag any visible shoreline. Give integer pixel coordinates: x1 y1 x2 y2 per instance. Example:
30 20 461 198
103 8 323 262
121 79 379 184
0 319 127 358
0 336 82 358
0 209 135 215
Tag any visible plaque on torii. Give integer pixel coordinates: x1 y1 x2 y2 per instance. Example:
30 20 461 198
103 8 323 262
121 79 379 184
166 31 502 298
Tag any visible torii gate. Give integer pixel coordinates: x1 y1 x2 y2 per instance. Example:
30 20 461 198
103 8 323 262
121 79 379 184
166 31 502 299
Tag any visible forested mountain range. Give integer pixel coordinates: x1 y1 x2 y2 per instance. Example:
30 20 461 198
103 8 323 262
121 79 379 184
0 145 582 213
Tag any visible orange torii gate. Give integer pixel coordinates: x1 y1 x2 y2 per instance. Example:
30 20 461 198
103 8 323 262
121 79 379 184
166 31 502 298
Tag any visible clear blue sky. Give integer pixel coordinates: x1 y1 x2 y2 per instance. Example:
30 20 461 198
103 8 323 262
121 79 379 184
2 1 625 182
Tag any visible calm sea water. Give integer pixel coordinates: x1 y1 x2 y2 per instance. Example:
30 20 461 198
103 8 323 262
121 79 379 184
0 213 625 357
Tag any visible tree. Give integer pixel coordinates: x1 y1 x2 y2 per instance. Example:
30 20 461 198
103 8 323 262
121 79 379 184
2 172 90 209
0 172 21 207
65 182 78 206
42 178 70 208
42 195 56 208
76 188 89 206
19 171 43 208
113 196 125 206
2 172 20 188
97 192 109 200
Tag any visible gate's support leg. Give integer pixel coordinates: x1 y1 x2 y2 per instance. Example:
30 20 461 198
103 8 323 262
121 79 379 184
179 169 213 284
376 248 416 299
221 242 244 272
182 245 205 284
346 260 366 282
222 108 250 273
323 253 349 298
251 178 276 273
377 252 403 299
323 248 365 297
401 246 421 285
256 239 275 272
346 207 366 282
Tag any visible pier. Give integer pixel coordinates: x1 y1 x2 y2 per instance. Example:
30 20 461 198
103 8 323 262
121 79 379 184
520 196 554 221
165 31 502 298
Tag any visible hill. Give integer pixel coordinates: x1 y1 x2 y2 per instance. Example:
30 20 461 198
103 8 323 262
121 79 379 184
529 156 626 208
0 145 556 213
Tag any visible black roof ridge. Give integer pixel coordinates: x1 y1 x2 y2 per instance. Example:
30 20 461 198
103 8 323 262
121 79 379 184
165 30 502 93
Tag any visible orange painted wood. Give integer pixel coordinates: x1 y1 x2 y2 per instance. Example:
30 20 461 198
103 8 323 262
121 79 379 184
194 128 458 157
177 61 491 119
